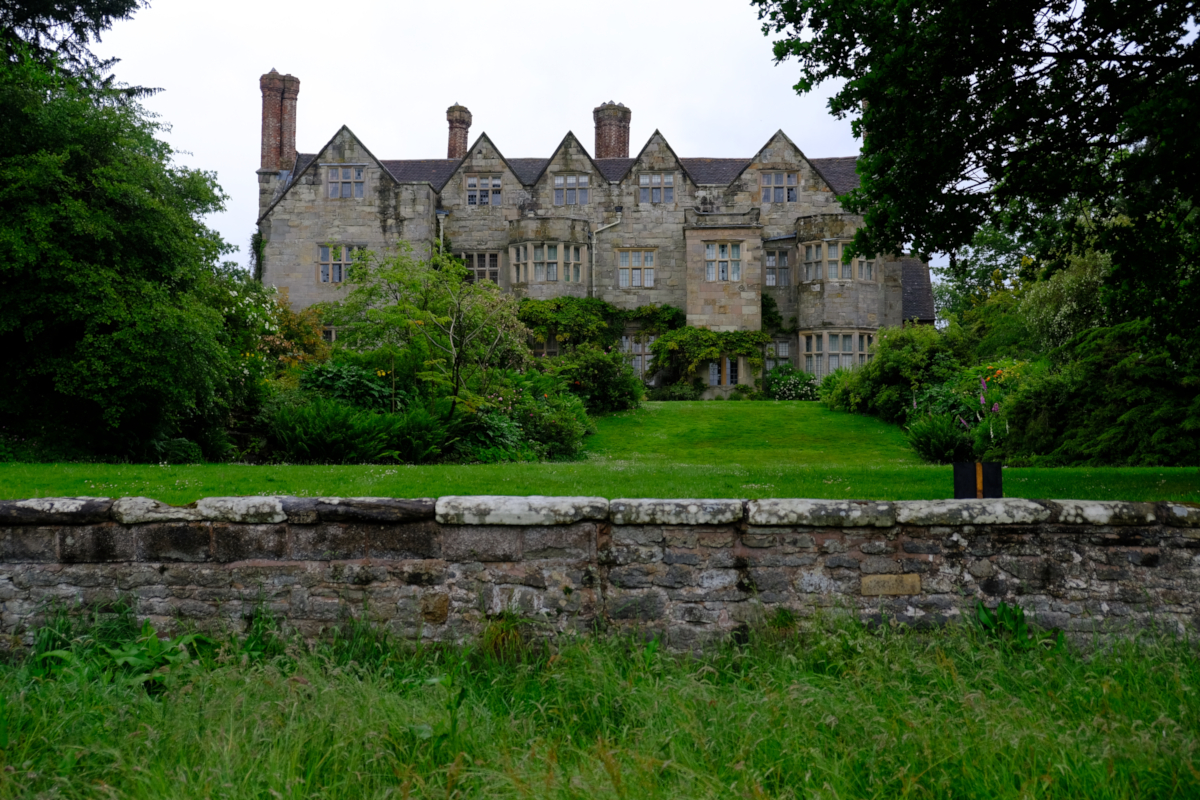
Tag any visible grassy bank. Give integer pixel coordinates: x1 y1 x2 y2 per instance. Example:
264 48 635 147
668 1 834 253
2 609 1198 799
2 402 1197 502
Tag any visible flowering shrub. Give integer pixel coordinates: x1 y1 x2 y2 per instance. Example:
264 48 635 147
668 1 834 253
762 365 819 400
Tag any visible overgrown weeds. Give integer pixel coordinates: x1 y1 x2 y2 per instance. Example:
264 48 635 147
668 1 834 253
2 604 1198 798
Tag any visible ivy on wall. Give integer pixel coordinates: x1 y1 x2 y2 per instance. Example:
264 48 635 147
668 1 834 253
518 297 685 349
649 327 771 384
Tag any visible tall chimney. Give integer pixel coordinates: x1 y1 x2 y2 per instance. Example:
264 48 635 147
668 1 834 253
593 101 631 159
447 104 472 160
259 69 284 171
279 73 300 171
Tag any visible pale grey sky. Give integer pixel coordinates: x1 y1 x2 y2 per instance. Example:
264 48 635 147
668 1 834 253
93 0 862 270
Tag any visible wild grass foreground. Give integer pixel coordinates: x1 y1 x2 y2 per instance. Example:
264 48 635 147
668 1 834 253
2 607 1198 799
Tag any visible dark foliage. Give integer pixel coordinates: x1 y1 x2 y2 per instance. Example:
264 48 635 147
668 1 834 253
1 0 152 96
550 343 643 414
1000 320 1200 466
754 0 1200 363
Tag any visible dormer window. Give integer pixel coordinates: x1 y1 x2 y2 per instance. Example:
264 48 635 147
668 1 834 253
327 166 365 199
554 175 589 205
639 173 674 204
467 175 502 206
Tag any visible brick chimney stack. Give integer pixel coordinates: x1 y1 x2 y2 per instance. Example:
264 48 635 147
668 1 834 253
279 74 300 170
447 104 472 160
259 69 300 172
593 101 631 159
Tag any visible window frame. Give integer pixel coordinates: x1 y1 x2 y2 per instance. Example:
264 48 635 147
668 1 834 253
638 172 675 204
553 174 590 206
513 243 585 283
765 250 791 287
325 165 366 200
318 244 359 284
760 172 798 203
459 251 501 284
704 241 742 282
617 249 656 289
466 174 502 206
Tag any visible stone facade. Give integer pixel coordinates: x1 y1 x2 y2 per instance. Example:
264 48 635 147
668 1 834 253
255 72 935 393
2 496 1199 649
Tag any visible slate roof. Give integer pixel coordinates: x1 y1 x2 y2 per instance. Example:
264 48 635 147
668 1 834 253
680 158 752 185
293 153 316 176
294 152 861 194
594 158 636 182
381 159 461 189
507 158 551 185
809 157 860 196
901 258 936 324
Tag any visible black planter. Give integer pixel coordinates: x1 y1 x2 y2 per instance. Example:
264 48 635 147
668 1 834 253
953 462 1002 499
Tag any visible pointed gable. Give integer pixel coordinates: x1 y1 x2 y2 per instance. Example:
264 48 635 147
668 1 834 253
530 131 603 204
627 130 689 183
259 125 394 223
745 129 859 196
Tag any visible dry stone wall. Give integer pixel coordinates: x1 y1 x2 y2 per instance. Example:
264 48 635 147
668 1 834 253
2 496 1198 648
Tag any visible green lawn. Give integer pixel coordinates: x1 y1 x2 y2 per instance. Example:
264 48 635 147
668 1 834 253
1 401 1197 502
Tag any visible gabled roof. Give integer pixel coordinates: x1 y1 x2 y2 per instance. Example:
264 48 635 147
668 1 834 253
901 258 936 323
680 158 752 185
810 157 860 196
271 127 862 215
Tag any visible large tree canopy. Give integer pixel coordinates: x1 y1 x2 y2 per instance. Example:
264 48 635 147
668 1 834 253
2 0 144 75
0 49 252 457
754 0 1199 356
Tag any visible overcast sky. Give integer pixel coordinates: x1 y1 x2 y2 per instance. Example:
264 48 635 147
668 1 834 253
93 0 861 270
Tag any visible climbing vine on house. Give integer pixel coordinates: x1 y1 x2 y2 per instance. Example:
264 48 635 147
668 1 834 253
649 328 771 384
518 297 684 350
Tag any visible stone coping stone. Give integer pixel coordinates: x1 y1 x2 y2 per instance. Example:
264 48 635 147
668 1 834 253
1164 503 1200 528
0 497 113 525
610 499 744 526
436 496 607 526
748 499 895 527
894 499 1052 526
1046 500 1157 526
112 497 204 524
282 497 436 524
113 496 286 525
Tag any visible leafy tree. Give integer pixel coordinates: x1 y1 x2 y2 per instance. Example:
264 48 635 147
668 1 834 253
754 0 1200 359
0 50 244 457
326 247 530 420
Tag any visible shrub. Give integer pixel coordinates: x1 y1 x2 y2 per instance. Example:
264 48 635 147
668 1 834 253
552 343 643 413
449 411 537 463
821 324 972 423
267 397 446 464
762 364 819 400
905 414 974 464
647 380 704 401
299 362 397 411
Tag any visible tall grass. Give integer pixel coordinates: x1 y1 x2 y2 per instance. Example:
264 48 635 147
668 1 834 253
1 605 1198 798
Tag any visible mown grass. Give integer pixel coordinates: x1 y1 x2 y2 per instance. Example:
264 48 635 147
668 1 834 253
2 607 1198 799
1 402 1197 502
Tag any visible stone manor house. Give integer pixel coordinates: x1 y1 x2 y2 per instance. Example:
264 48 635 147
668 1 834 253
255 70 934 396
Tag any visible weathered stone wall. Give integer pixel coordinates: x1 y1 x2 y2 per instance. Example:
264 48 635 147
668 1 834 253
9 497 1192 647
259 128 436 310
